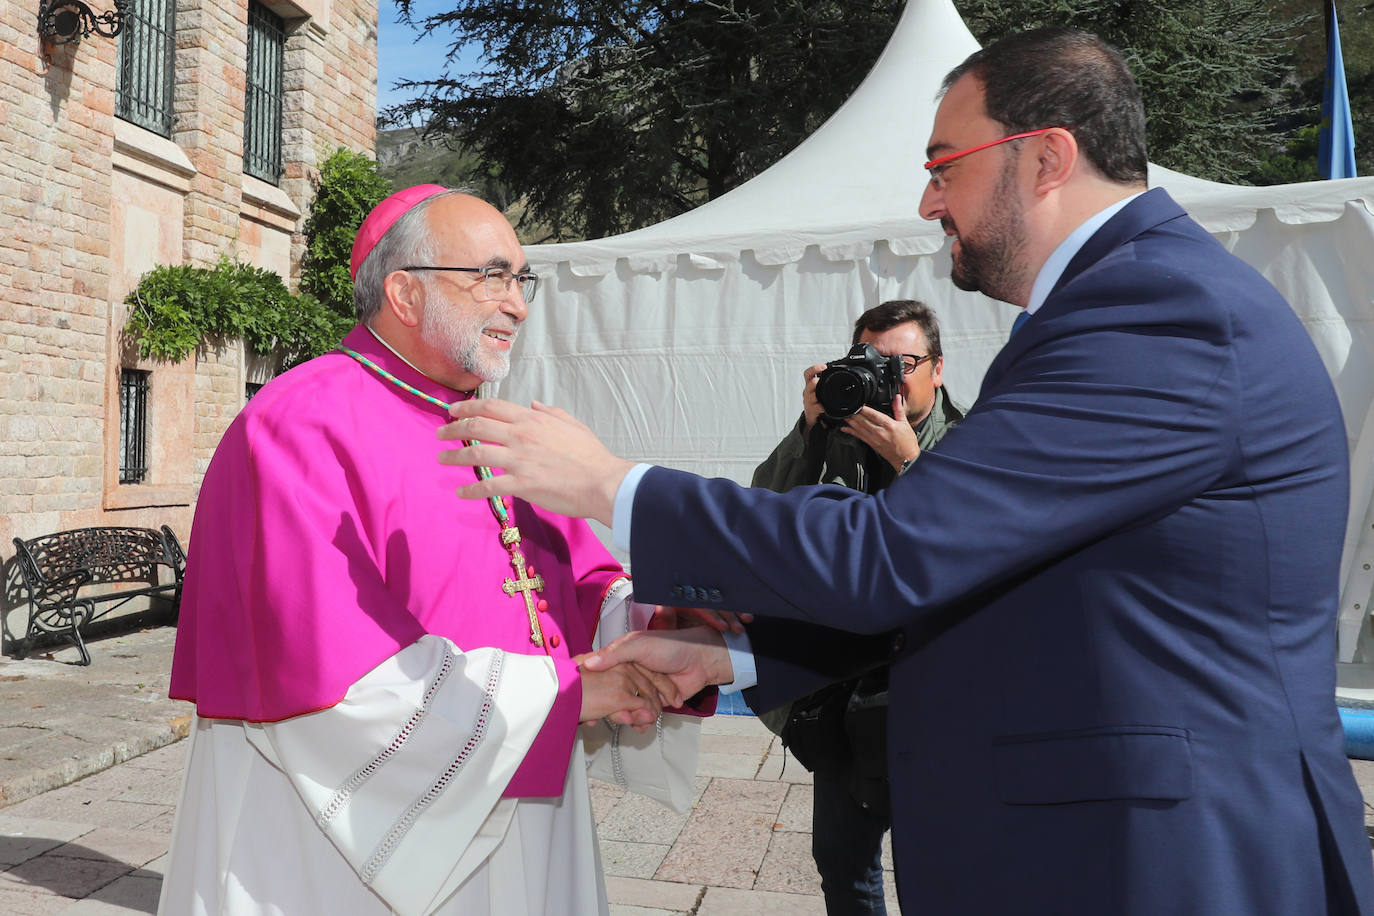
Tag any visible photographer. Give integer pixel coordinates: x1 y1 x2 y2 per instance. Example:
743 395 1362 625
752 299 964 915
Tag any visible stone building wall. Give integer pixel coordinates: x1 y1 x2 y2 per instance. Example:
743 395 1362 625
0 0 378 648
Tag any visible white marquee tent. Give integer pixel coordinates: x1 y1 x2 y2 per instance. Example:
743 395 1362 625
494 0 1374 694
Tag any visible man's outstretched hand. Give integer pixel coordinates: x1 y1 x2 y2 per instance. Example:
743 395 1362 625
581 627 735 706
438 399 634 525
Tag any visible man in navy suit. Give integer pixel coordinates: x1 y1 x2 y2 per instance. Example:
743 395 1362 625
440 29 1374 915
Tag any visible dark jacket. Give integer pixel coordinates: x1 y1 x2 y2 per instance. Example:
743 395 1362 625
628 189 1374 914
750 385 965 811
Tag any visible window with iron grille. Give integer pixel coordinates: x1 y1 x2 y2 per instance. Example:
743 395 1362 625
116 0 176 137
244 2 285 184
119 369 151 485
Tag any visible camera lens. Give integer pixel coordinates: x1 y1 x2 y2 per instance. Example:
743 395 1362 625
816 367 872 419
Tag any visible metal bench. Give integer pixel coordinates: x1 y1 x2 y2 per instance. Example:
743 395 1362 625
10 525 186 666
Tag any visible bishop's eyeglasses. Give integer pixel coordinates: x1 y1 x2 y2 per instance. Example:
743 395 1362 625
402 265 540 302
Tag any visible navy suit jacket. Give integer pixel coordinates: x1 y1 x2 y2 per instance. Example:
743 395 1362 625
630 189 1374 914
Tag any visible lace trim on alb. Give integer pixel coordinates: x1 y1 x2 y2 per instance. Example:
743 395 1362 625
361 651 504 886
603 584 664 785
316 649 456 828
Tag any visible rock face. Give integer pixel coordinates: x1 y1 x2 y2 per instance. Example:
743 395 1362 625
376 127 446 169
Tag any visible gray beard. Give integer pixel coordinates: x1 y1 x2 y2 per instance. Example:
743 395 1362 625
420 300 513 384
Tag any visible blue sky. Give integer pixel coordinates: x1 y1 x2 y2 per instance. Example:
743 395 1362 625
376 1 481 115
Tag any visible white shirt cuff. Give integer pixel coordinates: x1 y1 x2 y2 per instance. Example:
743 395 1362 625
612 463 654 552
718 628 757 694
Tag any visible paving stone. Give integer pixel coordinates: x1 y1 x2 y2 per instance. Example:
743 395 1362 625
655 780 788 888
132 810 175 837
2 785 99 821
588 777 628 824
700 716 774 739
130 853 166 879
694 753 762 780
0 817 94 867
700 734 773 756
55 900 145 914
754 749 813 784
599 840 671 879
598 788 694 845
0 834 68 868
3 792 166 831
774 783 813 833
607 906 682 916
83 768 181 807
119 742 187 775
883 868 904 914
0 883 73 915
697 885 829 914
604 875 703 911
697 778 790 815
0 853 131 899
49 828 167 868
64 871 162 911
753 827 822 896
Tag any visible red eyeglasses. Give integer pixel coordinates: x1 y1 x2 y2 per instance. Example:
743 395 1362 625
923 127 1070 189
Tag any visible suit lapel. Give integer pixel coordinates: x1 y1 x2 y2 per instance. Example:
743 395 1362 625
978 188 1189 397
1049 187 1187 300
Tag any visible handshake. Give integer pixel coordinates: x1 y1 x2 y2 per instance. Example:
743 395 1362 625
574 608 752 730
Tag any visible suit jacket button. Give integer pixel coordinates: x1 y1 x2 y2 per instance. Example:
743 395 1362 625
708 588 723 603
671 585 685 601
891 632 906 654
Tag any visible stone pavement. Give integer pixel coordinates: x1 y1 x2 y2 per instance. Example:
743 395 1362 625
6 625 1374 915
0 625 902 915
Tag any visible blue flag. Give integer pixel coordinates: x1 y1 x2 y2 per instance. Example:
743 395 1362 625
1319 0 1357 179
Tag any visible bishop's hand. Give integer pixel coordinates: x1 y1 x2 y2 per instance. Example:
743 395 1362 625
581 627 735 706
438 399 633 525
577 662 668 731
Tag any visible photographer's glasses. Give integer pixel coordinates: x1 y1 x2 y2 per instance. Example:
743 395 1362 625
901 354 935 375
403 265 539 302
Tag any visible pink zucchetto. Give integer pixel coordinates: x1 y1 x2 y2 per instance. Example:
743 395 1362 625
348 184 450 280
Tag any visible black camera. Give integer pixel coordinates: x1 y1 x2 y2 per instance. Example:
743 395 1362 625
815 343 904 420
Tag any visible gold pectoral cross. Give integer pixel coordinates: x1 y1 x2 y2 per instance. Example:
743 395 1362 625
500 527 546 646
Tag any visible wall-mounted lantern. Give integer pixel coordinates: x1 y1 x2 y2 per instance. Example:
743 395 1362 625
38 0 128 46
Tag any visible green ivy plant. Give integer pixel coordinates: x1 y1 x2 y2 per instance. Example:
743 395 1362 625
301 148 393 318
124 257 352 368
124 147 391 369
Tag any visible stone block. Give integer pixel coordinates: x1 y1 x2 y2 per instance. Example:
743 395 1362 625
0 884 71 915
654 779 787 889
597 788 693 846
66 871 163 912
49 827 167 869
599 840 671 879
752 828 821 896
695 752 763 780
697 886 828 915
603 876 703 912
773 783 813 833
0 852 131 900
700 734 773 757
0 815 92 867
